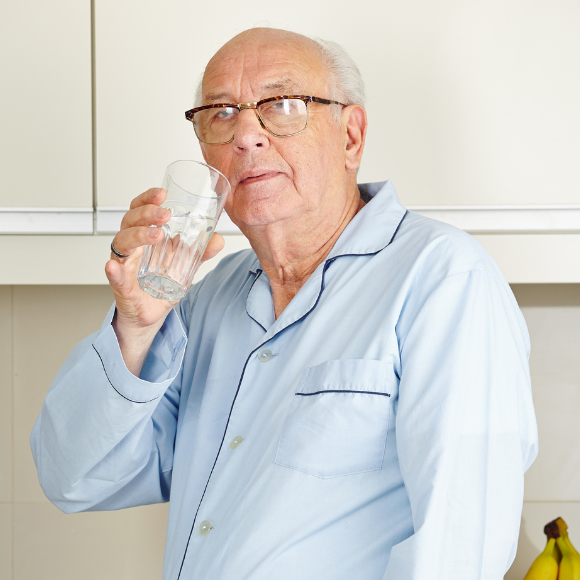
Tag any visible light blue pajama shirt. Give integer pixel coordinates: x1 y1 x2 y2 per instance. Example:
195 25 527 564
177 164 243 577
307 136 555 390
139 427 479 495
31 181 538 580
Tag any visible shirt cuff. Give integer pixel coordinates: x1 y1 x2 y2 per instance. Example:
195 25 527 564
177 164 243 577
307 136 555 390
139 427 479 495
92 304 187 403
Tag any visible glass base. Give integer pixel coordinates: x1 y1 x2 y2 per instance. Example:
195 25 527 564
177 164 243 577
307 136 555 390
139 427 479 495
138 273 186 301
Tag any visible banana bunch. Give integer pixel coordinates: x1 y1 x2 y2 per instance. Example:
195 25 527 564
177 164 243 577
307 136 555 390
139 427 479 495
523 517 580 580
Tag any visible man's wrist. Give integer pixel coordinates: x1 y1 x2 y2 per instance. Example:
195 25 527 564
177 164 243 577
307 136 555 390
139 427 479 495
112 309 166 376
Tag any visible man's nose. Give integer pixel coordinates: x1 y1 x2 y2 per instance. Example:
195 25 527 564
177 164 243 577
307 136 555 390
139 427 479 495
232 108 270 152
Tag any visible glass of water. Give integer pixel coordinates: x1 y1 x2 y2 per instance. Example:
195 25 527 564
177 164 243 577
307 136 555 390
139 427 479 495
137 160 230 301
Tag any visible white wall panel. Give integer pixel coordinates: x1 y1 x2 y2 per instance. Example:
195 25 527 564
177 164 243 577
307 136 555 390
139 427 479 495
0 0 92 208
94 0 579 208
516 284 580 501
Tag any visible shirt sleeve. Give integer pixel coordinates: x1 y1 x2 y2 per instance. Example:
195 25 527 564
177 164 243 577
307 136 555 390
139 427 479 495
30 302 187 514
383 267 538 579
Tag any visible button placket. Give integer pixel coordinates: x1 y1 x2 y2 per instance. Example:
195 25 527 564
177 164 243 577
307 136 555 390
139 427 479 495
193 342 280 551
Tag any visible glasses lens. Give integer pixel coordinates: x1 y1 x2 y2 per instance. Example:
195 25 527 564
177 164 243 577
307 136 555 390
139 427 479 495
258 99 307 136
194 107 238 143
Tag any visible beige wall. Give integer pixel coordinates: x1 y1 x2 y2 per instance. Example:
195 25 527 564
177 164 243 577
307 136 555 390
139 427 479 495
0 283 579 578
505 285 580 579
0 286 169 579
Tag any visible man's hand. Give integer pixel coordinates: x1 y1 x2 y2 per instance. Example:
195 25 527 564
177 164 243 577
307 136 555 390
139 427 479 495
105 187 225 376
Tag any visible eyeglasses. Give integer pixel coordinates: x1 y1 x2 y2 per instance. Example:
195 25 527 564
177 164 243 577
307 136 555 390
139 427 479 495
184 95 346 145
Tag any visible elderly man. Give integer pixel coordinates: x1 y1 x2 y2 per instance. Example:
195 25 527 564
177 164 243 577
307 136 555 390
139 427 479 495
31 28 537 579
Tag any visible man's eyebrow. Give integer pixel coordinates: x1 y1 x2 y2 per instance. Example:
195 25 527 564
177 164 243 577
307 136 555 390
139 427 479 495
204 90 234 103
261 79 301 94
204 79 302 104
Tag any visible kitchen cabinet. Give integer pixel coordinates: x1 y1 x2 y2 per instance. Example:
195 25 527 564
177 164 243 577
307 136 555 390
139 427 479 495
0 0 92 232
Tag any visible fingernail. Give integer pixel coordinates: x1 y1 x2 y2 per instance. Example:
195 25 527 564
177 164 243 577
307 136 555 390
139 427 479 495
150 188 162 198
148 227 160 237
156 208 168 218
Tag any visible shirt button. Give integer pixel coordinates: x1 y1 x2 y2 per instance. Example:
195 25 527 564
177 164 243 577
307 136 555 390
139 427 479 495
230 436 243 449
257 348 273 362
198 520 211 536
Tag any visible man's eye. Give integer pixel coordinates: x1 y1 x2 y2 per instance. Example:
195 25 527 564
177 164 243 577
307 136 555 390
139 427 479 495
273 100 291 110
267 100 297 114
212 108 236 122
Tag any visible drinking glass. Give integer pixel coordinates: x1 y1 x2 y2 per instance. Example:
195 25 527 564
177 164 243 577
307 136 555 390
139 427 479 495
137 160 230 301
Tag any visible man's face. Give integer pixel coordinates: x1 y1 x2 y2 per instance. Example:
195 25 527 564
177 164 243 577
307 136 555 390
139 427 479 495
199 31 354 232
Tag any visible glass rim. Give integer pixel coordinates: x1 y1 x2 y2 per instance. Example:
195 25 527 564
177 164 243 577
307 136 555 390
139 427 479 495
165 159 231 199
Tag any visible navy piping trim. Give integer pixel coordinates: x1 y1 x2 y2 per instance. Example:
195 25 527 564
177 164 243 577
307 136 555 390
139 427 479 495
176 208 408 579
244 269 267 332
92 345 159 404
296 389 390 397
321 210 408 290
389 210 408 245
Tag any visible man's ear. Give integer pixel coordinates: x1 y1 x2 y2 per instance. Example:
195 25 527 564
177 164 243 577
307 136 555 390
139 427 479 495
343 105 367 171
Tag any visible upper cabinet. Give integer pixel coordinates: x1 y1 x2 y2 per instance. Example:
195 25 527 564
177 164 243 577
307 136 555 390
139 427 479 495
0 1 579 280
0 0 92 210
93 0 580 214
359 1 580 207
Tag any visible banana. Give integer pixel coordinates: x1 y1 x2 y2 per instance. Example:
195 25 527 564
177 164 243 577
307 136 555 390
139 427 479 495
557 535 580 580
544 520 563 564
554 517 580 559
523 537 559 580
555 516 568 536
524 518 580 580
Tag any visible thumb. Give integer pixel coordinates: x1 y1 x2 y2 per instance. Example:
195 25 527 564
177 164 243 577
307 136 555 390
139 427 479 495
105 259 127 291
202 232 226 262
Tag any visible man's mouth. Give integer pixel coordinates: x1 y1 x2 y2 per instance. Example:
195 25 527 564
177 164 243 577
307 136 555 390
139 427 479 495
238 171 281 185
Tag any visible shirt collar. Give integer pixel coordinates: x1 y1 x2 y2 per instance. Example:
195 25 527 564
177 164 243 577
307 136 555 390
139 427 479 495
248 180 407 274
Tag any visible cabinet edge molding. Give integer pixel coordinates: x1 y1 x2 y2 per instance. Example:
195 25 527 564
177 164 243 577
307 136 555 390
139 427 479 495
2 206 580 236
97 205 580 235
0 208 93 234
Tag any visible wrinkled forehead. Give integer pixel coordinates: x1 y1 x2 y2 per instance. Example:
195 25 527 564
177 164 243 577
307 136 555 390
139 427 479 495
202 34 330 104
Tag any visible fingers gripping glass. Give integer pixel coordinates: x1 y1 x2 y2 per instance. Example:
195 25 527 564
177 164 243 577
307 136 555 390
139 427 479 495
184 95 346 144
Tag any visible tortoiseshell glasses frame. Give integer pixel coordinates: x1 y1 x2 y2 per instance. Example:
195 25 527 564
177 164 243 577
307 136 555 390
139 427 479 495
184 95 346 144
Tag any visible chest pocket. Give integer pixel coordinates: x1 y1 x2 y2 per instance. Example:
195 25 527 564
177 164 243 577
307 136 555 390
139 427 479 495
274 359 393 479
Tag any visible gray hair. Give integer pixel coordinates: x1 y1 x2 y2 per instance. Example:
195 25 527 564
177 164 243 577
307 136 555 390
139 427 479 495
193 32 366 123
312 37 366 121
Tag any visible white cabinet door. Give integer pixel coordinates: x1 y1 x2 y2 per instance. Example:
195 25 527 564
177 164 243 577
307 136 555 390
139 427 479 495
0 0 92 233
94 0 209 233
94 0 580 228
